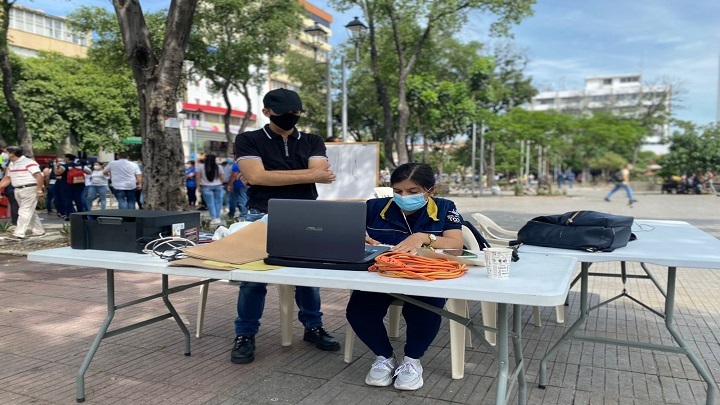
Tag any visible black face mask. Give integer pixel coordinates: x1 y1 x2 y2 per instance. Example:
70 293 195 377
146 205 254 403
270 113 300 131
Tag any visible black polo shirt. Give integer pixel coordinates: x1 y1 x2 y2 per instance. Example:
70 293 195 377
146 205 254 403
234 124 327 212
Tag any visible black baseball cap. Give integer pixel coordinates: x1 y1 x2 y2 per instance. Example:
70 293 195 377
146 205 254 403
263 88 304 114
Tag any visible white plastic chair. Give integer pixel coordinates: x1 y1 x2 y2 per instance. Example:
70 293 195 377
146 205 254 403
373 187 393 198
196 282 295 345
471 213 566 326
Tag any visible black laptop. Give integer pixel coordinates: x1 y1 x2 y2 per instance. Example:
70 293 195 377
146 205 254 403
263 199 390 270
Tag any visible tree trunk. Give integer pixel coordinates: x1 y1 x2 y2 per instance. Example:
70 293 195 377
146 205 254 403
487 142 496 187
362 0 395 170
142 88 187 210
113 0 198 211
235 81 252 136
221 82 234 157
0 0 30 155
395 78 410 164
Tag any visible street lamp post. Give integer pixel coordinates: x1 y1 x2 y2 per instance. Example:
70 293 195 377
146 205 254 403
341 17 367 142
303 23 333 140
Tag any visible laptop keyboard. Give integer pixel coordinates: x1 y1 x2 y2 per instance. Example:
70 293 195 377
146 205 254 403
364 248 377 260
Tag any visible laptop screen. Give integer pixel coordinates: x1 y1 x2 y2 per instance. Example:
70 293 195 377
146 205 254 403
266 199 369 262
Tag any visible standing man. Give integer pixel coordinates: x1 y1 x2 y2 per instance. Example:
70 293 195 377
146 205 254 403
0 146 45 240
104 152 142 209
231 88 338 364
605 163 637 205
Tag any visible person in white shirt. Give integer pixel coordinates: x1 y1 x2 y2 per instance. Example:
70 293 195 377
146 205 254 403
0 146 45 240
103 152 142 209
86 162 110 210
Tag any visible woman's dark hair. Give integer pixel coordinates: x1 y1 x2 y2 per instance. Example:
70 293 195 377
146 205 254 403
204 154 218 181
390 163 435 190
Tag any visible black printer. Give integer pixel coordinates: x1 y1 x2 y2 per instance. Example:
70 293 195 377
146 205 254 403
70 210 201 253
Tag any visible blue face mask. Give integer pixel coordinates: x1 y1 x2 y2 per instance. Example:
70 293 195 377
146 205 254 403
393 192 428 212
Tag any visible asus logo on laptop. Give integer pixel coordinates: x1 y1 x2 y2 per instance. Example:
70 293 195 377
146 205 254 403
305 226 324 232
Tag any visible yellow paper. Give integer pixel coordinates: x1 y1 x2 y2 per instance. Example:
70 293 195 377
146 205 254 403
203 260 280 271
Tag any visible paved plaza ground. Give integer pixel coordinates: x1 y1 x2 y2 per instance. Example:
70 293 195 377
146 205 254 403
1 185 719 404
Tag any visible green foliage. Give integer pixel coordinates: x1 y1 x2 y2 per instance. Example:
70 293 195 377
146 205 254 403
5 52 138 153
186 0 303 138
588 152 626 173
472 44 537 114
284 50 329 136
67 6 167 74
35 196 46 211
658 121 720 177
0 220 11 233
60 223 71 242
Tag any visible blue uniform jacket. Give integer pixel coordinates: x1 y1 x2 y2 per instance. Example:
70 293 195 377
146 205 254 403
366 197 463 246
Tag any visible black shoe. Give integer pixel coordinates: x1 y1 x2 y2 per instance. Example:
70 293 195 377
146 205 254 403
604 198 611 202
629 199 638 205
230 335 255 364
303 326 340 351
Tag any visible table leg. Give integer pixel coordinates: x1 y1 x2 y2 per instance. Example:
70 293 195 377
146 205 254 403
76 271 203 402
277 285 294 347
161 275 191 356
512 304 527 405
76 269 116 403
447 298 467 379
495 303 509 405
196 281 210 338
664 267 717 405
539 262 590 388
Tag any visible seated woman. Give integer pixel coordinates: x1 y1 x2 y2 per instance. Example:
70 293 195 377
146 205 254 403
346 162 463 391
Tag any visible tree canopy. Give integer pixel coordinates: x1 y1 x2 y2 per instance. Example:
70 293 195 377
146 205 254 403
186 0 303 155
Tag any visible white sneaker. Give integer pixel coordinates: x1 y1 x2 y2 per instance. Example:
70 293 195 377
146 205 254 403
393 356 423 390
365 355 397 387
209 218 222 225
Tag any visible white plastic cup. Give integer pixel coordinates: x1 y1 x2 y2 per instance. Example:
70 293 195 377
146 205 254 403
484 247 512 279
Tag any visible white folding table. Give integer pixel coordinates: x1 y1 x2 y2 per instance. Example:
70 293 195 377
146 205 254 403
520 219 720 405
28 247 577 404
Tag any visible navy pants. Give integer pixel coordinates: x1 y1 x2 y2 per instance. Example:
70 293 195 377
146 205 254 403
346 290 445 359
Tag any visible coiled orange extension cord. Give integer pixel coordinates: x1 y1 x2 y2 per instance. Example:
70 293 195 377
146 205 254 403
369 251 467 281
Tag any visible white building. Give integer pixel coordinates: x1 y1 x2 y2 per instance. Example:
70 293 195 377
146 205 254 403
6 6 90 58
530 74 671 155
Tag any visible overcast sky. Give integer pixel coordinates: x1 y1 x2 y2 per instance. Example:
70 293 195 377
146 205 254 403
30 0 720 126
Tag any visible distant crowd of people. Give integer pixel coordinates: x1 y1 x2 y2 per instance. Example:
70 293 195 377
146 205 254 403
39 151 144 218
0 149 146 239
0 145 252 235
185 153 248 224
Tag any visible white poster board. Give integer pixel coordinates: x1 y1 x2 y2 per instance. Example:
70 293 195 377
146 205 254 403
317 142 380 200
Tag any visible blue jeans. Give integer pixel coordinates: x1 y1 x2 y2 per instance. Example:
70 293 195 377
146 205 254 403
605 183 634 202
201 184 223 220
228 187 248 217
234 209 323 336
66 185 85 214
86 185 109 210
113 188 137 209
46 184 57 213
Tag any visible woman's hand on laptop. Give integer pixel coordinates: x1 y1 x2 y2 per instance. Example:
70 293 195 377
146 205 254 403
391 233 427 255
